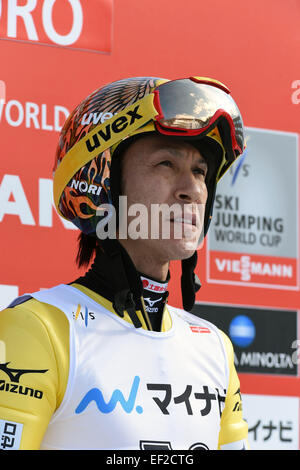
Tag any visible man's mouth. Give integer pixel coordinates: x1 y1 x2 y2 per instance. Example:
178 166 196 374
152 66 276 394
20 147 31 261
170 214 198 227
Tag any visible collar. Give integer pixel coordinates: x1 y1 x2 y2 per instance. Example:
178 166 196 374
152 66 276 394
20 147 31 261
140 273 169 332
73 240 170 331
71 282 172 332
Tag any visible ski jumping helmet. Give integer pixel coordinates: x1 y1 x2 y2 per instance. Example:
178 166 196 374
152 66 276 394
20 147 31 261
53 76 245 310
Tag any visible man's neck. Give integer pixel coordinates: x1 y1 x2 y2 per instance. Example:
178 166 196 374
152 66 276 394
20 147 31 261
117 239 169 282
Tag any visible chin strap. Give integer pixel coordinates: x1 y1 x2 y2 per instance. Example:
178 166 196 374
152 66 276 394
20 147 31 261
102 239 153 329
181 252 201 311
102 239 200 322
113 288 143 329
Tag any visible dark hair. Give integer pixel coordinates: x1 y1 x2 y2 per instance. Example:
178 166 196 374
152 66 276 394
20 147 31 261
76 232 98 268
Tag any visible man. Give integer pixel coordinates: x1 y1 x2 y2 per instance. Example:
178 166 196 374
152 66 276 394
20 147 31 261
0 76 249 450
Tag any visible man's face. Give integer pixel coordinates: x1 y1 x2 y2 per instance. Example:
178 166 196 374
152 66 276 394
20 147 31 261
119 134 208 262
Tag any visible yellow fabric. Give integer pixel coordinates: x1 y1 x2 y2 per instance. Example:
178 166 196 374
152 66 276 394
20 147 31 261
0 285 248 450
218 331 249 449
0 299 69 450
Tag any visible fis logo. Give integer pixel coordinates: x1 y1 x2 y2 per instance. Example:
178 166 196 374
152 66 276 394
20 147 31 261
73 304 95 327
230 148 249 186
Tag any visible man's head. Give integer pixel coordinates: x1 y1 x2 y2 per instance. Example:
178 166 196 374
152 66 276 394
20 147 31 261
53 75 245 306
53 76 244 239
118 134 208 265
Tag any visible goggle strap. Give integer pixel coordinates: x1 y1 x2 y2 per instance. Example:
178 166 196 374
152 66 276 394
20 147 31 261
189 76 231 94
54 94 158 214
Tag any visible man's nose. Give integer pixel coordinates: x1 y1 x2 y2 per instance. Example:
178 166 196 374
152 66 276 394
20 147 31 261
174 172 207 204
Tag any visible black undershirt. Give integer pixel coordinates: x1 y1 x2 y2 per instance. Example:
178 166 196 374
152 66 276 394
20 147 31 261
73 245 169 332
139 274 169 331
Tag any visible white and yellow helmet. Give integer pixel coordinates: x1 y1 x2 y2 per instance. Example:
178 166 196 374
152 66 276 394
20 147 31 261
53 76 245 237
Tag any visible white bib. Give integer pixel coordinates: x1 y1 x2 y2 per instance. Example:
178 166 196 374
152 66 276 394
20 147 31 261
32 284 229 450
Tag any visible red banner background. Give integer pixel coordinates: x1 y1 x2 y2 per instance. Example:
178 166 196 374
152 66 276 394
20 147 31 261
0 0 299 448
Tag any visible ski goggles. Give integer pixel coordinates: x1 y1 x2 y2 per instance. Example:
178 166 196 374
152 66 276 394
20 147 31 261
54 76 245 212
153 77 244 159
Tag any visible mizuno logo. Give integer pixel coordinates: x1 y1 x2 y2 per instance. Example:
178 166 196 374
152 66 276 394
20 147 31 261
85 105 143 153
0 362 48 384
75 376 143 415
0 380 44 400
144 297 162 307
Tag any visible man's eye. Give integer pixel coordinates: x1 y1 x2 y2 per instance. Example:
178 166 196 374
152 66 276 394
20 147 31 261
158 160 173 167
194 167 207 176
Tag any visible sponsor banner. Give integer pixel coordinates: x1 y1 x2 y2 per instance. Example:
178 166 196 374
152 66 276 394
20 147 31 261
192 303 298 376
243 394 299 450
0 96 69 132
0 0 113 53
0 175 77 229
207 127 299 289
0 79 5 101
208 251 298 288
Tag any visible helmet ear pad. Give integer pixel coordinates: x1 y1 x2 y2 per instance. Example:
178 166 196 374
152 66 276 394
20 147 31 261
110 134 147 224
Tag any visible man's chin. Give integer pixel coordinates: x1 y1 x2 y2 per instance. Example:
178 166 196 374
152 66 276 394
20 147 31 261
166 238 199 261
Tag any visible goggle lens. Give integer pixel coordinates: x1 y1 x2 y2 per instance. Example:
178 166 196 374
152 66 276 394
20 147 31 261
155 78 245 155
